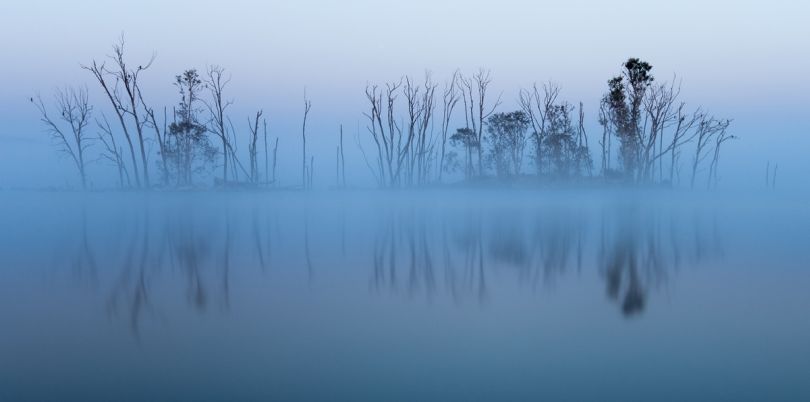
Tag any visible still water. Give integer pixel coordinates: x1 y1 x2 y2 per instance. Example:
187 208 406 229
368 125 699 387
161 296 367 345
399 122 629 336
1 190 809 401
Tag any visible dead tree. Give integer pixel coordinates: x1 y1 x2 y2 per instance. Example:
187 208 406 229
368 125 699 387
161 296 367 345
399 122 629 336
640 80 679 181
204 66 234 182
364 80 403 186
302 95 312 189
141 103 170 186
598 97 612 175
438 71 460 182
32 87 93 189
460 69 501 177
519 82 560 175
263 120 269 185
97 114 130 188
83 37 154 188
707 124 736 189
690 116 731 189
272 137 279 186
666 105 702 184
247 110 263 184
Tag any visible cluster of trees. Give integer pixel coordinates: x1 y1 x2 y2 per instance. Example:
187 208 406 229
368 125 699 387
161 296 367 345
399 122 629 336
33 38 733 190
34 38 279 190
362 60 733 189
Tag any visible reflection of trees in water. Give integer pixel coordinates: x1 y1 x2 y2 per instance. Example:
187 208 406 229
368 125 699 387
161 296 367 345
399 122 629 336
59 198 725 336
370 202 723 316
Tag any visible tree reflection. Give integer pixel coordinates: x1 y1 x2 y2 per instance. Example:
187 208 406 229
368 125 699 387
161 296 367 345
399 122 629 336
54 195 725 337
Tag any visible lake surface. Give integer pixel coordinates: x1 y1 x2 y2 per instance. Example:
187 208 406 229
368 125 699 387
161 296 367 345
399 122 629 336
1 189 809 401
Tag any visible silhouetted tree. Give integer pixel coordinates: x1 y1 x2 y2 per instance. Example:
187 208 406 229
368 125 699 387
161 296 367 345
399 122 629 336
83 37 154 188
449 127 478 179
438 71 460 183
486 111 529 177
690 116 730 189
32 87 93 189
97 114 130 188
602 58 654 180
459 69 502 177
247 110 263 184
164 69 217 186
301 94 312 189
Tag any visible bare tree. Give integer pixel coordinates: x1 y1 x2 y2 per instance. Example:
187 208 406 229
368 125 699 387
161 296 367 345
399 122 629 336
32 87 93 189
97 114 130 188
83 37 155 188
707 124 736 189
247 110 263 184
520 82 560 175
272 137 279 186
263 119 269 185
690 116 731 189
302 94 312 189
364 80 403 186
204 66 234 182
438 71 460 182
460 69 501 177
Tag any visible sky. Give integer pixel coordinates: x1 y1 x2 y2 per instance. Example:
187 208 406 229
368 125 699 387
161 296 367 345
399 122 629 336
0 0 807 189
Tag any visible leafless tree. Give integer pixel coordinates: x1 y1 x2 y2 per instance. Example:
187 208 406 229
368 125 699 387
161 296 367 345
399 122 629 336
364 80 403 186
32 87 93 189
247 110 263 184
519 82 560 175
204 65 234 182
302 94 312 189
141 103 169 186
438 71 460 182
82 37 154 188
272 137 279 186
263 120 269 185
338 124 346 187
97 114 130 188
707 124 736 189
690 116 731 189
598 97 612 175
460 69 501 177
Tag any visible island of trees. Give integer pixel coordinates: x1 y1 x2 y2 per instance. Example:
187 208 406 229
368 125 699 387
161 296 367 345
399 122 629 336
33 37 734 191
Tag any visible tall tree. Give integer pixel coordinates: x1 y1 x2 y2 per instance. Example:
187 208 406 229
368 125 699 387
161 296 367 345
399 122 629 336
602 58 654 181
165 69 217 186
460 69 501 177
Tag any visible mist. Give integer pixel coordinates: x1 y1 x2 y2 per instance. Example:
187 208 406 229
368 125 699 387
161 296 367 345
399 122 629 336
2 1 810 401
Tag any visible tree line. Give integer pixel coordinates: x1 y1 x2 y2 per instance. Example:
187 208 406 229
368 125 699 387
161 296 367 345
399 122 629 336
33 38 734 190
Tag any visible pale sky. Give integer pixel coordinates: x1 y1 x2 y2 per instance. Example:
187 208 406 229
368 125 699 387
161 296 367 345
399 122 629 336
1 0 808 188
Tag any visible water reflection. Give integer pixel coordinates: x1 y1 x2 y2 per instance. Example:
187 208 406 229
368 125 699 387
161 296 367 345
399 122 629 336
37 194 726 335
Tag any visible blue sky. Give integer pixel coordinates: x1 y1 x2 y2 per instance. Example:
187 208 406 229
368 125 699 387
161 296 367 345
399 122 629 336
1 0 808 188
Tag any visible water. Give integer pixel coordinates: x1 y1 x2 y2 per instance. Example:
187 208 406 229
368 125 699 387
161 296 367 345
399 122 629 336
1 189 809 401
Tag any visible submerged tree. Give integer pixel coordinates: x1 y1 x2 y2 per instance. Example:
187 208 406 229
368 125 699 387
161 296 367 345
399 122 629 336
32 87 93 189
164 69 217 186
